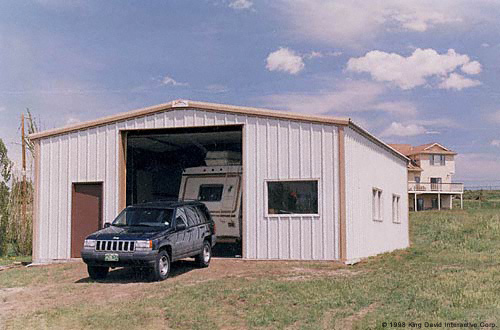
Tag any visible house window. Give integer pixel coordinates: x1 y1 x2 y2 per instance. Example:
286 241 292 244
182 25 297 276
392 194 401 223
414 176 420 183
430 154 445 166
267 180 318 215
372 188 383 221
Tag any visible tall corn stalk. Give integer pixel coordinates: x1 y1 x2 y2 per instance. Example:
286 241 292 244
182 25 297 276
4 110 38 256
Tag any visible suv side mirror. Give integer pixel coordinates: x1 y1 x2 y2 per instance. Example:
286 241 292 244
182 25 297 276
176 218 186 231
103 223 111 229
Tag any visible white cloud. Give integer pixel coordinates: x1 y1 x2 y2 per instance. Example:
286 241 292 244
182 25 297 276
491 139 500 147
161 75 189 87
381 122 427 137
347 48 481 90
0 106 5 112
481 43 490 48
305 51 323 59
275 0 468 48
266 47 305 75
229 0 253 10
438 73 481 90
461 61 481 75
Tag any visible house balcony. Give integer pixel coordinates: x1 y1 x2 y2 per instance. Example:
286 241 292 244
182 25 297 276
408 181 464 194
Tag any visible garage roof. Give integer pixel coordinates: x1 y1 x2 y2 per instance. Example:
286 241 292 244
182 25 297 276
29 99 408 162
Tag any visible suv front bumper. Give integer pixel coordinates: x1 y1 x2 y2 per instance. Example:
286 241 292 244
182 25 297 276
81 249 157 267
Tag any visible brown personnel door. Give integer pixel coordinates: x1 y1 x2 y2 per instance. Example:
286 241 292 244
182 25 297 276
71 183 103 258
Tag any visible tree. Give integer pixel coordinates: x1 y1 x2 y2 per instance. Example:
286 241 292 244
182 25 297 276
0 138 13 255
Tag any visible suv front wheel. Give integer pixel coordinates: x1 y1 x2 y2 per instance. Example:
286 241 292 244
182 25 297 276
195 240 212 268
151 250 171 281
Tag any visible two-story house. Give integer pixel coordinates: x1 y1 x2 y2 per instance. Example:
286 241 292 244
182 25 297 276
389 143 464 211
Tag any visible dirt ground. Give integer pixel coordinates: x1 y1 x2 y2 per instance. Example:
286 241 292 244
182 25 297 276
0 258 351 329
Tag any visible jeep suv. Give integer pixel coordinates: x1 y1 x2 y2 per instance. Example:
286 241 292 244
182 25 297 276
81 201 216 281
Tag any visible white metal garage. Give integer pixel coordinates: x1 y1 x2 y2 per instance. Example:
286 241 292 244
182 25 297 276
30 100 409 263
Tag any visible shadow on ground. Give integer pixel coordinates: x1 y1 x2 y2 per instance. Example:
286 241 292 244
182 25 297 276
212 242 242 258
75 259 199 284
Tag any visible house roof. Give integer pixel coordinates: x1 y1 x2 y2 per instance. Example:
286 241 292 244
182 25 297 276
389 142 457 156
29 99 408 162
408 162 423 172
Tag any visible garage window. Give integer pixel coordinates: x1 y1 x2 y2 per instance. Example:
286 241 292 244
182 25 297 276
198 184 224 202
372 188 383 221
267 180 318 215
392 194 401 223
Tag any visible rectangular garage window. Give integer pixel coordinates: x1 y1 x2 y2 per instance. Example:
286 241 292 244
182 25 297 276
198 184 224 202
267 180 318 215
392 194 401 224
372 188 383 221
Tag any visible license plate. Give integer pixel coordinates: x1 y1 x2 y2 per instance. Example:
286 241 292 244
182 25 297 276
104 253 119 262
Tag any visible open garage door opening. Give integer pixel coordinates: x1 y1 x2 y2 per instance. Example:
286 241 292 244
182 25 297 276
125 125 243 258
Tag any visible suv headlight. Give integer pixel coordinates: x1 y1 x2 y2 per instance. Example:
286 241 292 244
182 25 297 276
84 239 96 248
135 240 152 251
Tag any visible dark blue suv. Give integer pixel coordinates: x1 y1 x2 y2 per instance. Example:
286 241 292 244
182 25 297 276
81 201 216 281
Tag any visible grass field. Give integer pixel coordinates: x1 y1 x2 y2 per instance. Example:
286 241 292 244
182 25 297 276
1 208 499 329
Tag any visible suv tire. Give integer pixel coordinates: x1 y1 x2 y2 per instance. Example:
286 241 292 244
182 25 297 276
195 240 211 268
88 265 109 280
151 250 171 281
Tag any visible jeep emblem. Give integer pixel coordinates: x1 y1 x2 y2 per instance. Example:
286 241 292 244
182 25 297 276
113 237 120 240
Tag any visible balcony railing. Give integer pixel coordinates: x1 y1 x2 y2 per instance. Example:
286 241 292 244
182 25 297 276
408 181 464 193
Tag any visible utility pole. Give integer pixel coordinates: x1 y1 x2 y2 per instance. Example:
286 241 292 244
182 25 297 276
21 113 27 227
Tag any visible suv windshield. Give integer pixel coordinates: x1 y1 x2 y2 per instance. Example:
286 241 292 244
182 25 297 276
112 207 174 228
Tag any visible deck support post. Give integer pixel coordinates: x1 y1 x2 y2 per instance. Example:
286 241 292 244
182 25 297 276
414 193 417 212
438 193 441 210
460 194 463 209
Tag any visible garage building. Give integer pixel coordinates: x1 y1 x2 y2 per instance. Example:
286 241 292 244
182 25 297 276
30 100 409 263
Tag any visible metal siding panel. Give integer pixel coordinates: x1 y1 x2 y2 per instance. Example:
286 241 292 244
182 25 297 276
135 116 146 129
256 119 268 259
96 127 106 181
88 129 98 181
39 140 50 260
115 121 127 212
194 111 205 126
154 113 163 128
105 124 117 223
243 118 255 259
311 126 322 259
49 138 59 259
184 111 195 126
59 136 69 258
145 115 155 128
77 131 87 181
344 127 409 260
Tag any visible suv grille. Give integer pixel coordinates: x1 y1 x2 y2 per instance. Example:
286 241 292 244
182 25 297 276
95 240 135 252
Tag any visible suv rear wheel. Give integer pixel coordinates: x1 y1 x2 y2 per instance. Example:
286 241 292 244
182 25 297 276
87 265 109 280
151 250 171 281
195 240 211 268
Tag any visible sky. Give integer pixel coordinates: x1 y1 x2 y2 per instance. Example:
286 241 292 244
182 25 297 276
1 0 500 187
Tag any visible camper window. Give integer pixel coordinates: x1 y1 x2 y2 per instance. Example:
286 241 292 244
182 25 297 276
267 180 319 215
198 184 224 202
